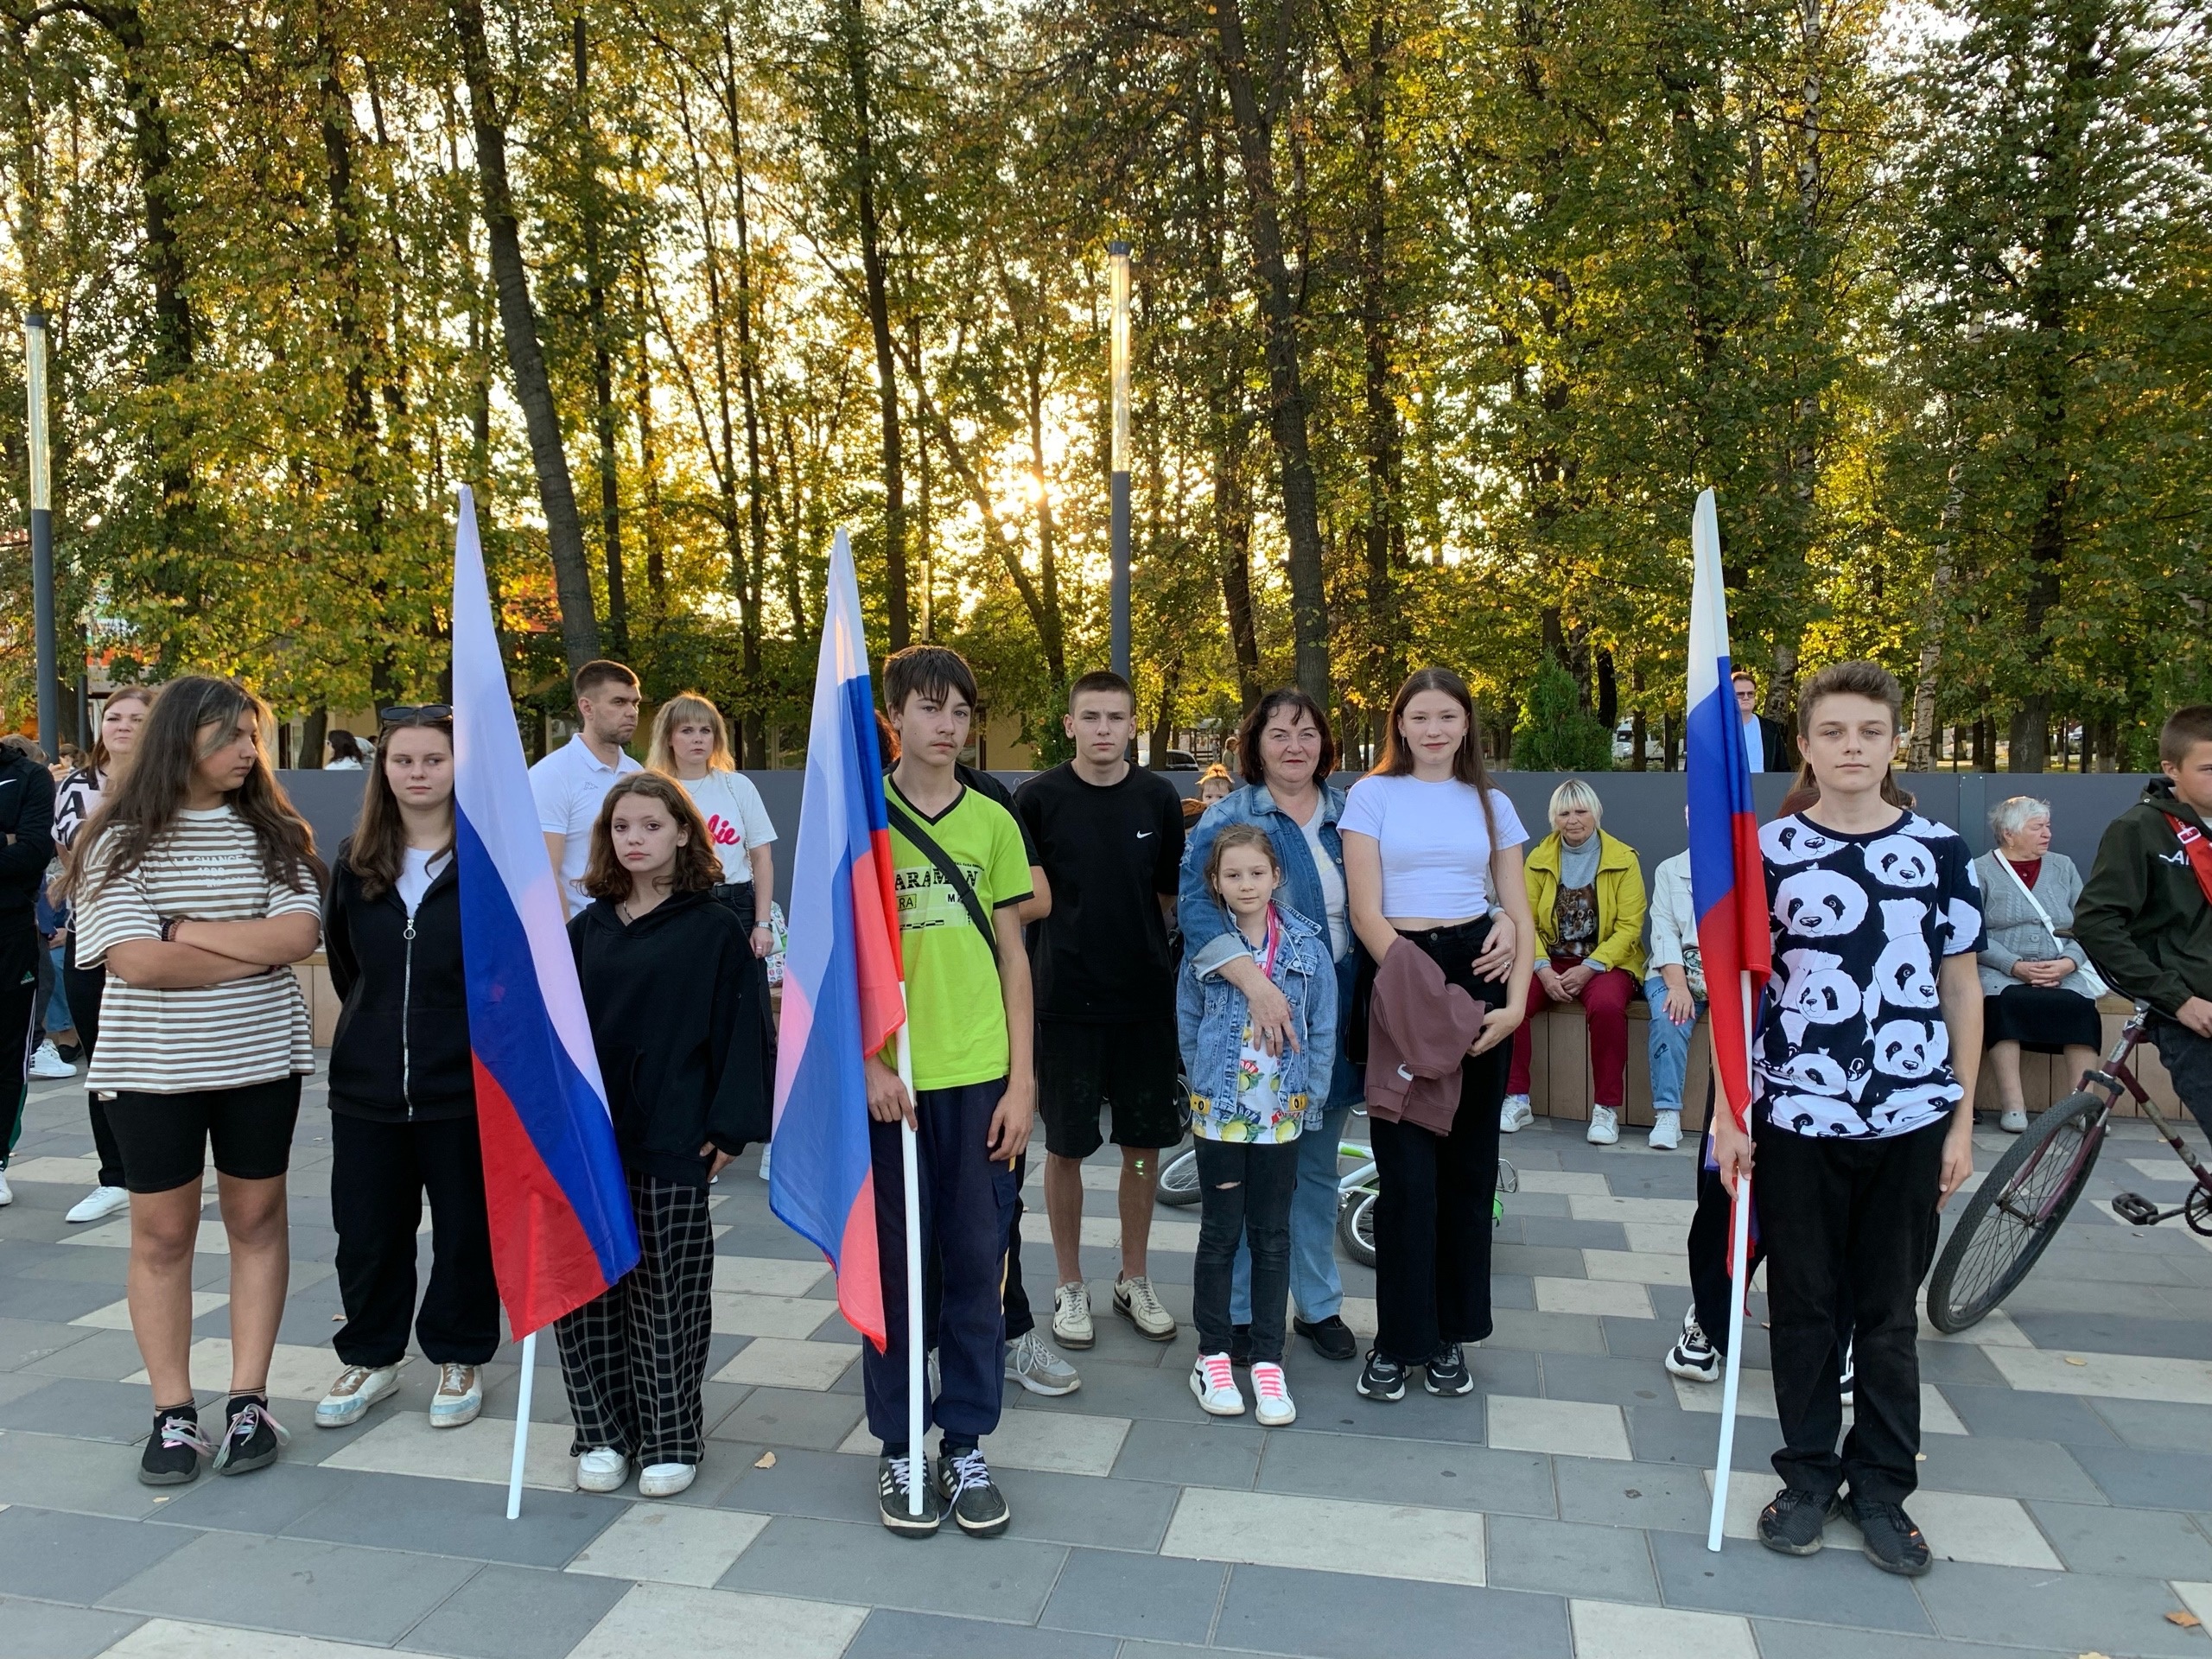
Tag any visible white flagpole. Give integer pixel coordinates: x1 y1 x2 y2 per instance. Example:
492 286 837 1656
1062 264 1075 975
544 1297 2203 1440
505 1330 537 1521
1707 969 1757 1551
895 987 925 1516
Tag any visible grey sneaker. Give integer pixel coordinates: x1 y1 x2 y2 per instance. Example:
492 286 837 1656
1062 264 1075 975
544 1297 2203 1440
1114 1274 1177 1341
1052 1281 1095 1349
1005 1331 1081 1396
935 1444 1010 1536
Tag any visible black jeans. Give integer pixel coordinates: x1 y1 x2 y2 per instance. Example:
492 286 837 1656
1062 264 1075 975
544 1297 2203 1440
1371 919 1509 1365
330 1112 501 1368
2150 1015 2212 1144
1192 1138 1299 1363
63 957 124 1187
1754 1113 1948 1505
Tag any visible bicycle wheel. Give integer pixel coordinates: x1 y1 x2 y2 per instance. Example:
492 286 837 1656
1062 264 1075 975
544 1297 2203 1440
1337 1187 1378 1268
1155 1147 1201 1207
1926 1090 2107 1333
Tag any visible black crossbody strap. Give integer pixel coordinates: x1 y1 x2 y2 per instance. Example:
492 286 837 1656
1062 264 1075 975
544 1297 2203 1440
883 790 1001 967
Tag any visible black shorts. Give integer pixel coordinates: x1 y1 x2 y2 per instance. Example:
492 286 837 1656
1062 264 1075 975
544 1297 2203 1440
102 1075 304 1193
1037 1018 1183 1159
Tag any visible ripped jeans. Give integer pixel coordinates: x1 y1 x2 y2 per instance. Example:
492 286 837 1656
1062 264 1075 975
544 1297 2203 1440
1192 1137 1300 1363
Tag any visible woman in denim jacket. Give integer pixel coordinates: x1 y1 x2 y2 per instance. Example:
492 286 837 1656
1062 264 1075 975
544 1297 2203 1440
1177 826 1338 1425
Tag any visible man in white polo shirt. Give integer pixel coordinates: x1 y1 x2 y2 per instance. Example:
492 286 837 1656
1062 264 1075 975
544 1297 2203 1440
531 660 642 915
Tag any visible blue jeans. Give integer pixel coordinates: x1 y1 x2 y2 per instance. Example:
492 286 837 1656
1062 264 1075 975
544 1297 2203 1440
44 944 71 1035
1645 975 1706 1115
1230 1101 1350 1325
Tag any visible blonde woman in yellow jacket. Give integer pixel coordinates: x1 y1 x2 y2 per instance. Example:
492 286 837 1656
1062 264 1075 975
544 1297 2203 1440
1503 779 1649 1146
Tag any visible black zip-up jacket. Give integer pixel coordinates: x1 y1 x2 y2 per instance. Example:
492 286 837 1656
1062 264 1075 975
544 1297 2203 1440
569 888 772 1185
324 837 475 1122
0 747 56 914
2075 777 2212 1018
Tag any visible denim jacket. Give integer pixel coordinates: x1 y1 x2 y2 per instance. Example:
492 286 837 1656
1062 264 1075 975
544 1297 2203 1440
1176 902 1339 1139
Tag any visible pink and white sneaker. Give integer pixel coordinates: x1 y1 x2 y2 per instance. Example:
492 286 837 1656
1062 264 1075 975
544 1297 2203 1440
1249 1361 1297 1427
1189 1352 1245 1416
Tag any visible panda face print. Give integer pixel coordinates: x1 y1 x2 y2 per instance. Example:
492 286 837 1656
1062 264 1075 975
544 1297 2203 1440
1862 1082 1954 1135
1866 901 1939 1015
1873 1019 1948 1080
1863 835 1937 890
1764 1047 1872 1103
1779 947 1864 1026
1764 819 1843 867
1776 869 1871 939
1768 1092 1866 1136
1940 896 1982 952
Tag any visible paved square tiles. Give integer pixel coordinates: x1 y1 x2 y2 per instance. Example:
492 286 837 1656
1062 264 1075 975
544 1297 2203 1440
1488 1393 1634 1459
1160 1487 1486 1586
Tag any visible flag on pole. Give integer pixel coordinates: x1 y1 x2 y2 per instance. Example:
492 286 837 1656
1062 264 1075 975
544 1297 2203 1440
451 486 639 1335
769 530 906 1351
1685 487 1772 1128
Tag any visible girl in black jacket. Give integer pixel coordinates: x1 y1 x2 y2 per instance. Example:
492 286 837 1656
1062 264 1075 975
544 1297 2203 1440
560 772 768 1499
315 709 499 1435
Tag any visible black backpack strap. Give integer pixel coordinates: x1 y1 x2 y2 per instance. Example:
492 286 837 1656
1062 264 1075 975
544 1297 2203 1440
883 789 1002 967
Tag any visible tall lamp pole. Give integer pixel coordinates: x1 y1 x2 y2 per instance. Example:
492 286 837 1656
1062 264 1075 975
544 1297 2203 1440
24 313 58 753
1108 242 1131 683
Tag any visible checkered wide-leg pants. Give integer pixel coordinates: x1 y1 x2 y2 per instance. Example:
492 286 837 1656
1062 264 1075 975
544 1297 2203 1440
554 1172 715 1466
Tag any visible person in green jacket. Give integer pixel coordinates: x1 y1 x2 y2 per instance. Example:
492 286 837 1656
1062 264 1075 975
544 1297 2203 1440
2074 704 2212 1144
1503 779 1649 1146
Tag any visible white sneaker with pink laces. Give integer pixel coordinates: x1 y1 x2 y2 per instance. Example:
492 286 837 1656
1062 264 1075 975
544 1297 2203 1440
1189 1352 1245 1416
1249 1361 1297 1427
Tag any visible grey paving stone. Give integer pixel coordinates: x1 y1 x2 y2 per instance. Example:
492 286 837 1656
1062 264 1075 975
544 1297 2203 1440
1915 1432 2105 1503
149 1458 361 1536
0 1427 166 1520
994 1465 1179 1553
1484 1309 1611 1356
1935 1383 2119 1446
285 1468 623 1567
715 1219 849 1260
1536 1351 1676 1409
2026 1497 2212 1580
0 1376 171 1446
716 1514 1067 1621
716 1445 887 1526
1625 1402 1783 1473
100 1529 478 1643
1007 1357 1192 1421
1040 1547 1226 1643
1513 1217 1631 1252
1554 1454 1719 1534
0 1506 200 1605
2010 1309 2212 1361
1213 1562 1570 1659
2093 1395 2212 1454
397 1563 630 1659
0 1276 119 1325
2005 1274 2200 1319
1647 1527 1933 1632
1256 1428 1555 1517
1484 1513 1660 1603
0 1315 99 1371
1490 1243 1588 1279
16 1247 132 1286
845 1609 1122 1659
1111 1417 1262 1491
708 1384 864 1451
1908 1341 2008 1387
1915 1557 2211 1656
1285 1376 1506 1446
16 1328 145 1383
2065 1442 2212 1510
1746 1618 2075 1659
0 1593 143 1659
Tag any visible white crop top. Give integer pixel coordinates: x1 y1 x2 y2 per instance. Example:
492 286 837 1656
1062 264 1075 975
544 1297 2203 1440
1339 773 1529 919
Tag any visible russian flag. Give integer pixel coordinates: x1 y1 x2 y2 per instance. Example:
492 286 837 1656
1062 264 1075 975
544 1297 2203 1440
450 487 640 1335
1685 487 1772 1134
769 531 906 1351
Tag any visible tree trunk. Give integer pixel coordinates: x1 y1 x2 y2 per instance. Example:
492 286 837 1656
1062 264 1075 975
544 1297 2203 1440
721 24 770 761
301 707 328 770
1214 432 1262 716
1908 458 1967 770
449 0 601 676
574 18 627 660
1211 0 1330 702
1351 14 1400 708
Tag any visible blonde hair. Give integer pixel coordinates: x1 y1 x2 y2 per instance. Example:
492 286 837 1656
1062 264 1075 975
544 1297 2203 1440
1548 778 1604 830
646 693 734 774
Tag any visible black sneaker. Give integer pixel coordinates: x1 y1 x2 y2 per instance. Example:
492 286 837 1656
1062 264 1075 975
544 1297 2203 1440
1230 1324 1253 1368
1356 1350 1408 1402
878 1452 942 1536
1757 1486 1838 1556
1295 1314 1357 1362
138 1404 211 1486
1424 1343 1475 1396
1845 1492 1931 1577
934 1444 1010 1537
211 1395 288 1477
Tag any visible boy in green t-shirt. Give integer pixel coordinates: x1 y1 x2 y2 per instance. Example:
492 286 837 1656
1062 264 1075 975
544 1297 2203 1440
862 645 1034 1540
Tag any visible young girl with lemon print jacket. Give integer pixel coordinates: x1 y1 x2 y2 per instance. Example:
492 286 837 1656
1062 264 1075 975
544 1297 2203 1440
1176 825 1338 1427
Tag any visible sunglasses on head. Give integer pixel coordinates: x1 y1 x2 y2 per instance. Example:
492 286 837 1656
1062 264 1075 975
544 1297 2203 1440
378 704 452 725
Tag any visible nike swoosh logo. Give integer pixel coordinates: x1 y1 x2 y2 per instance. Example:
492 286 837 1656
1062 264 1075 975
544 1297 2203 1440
1136 831 1154 839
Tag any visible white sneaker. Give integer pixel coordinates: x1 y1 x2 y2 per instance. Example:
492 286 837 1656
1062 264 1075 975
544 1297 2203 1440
1114 1274 1178 1341
1647 1110 1682 1152
639 1462 696 1497
757 1142 772 1181
1665 1310 1719 1382
429 1363 482 1428
1005 1330 1082 1396
1999 1106 2028 1134
1500 1095 1534 1134
316 1363 402 1427
29 1039 74 1079
1249 1361 1296 1427
1189 1352 1245 1416
575 1447 629 1491
67 1185 130 1224
1586 1105 1620 1146
1052 1281 1095 1349
0 1170 16 1207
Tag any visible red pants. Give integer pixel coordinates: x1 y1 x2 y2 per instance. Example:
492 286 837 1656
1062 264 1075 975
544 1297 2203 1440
1507 963 1638 1109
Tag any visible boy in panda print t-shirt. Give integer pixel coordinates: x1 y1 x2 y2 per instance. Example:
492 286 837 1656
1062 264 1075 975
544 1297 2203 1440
1709 662 1983 1580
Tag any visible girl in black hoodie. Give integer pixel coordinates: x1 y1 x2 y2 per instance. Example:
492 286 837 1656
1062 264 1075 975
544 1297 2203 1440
560 772 769 1499
317 709 499 1434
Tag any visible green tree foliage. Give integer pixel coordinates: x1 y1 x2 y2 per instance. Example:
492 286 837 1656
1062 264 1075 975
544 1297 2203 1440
1512 658 1614 772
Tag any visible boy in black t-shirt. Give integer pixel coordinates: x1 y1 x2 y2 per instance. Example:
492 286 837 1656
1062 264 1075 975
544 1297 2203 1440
1710 662 1983 1579
1014 671 1186 1351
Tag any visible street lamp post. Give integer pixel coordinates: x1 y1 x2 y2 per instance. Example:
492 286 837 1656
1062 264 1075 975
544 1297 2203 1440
24 313 58 752
1108 242 1131 683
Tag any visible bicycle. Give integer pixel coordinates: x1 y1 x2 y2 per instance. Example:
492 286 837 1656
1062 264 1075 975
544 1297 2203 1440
1925 1001 2212 1334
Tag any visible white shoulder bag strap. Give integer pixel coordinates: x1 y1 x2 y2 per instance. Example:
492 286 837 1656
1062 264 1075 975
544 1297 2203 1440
1995 855 2108 1000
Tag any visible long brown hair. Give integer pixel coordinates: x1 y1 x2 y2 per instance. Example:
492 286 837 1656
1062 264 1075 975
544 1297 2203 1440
74 677 316 899
345 711 454 901
83 685 154 778
1370 667 1500 846
581 773 721 902
1791 660 1915 812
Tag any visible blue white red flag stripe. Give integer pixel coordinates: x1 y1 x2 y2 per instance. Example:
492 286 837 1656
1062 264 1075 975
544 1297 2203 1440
770 530 905 1351
451 486 639 1335
1685 487 1772 1133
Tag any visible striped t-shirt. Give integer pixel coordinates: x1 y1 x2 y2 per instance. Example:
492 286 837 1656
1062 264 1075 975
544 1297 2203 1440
73 806 322 1095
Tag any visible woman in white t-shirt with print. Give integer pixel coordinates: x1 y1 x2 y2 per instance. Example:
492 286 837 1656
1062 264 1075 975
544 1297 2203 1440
646 694 776 952
70 677 323 1487
1339 668 1535 1404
